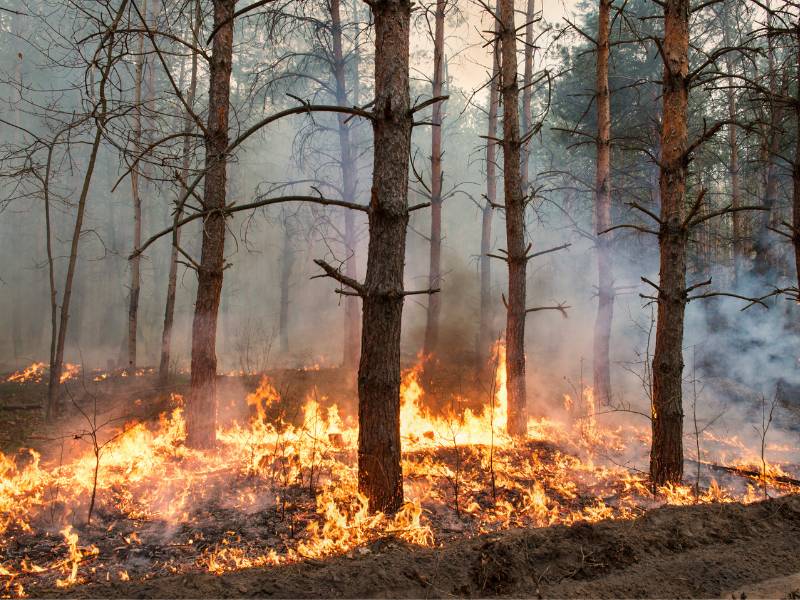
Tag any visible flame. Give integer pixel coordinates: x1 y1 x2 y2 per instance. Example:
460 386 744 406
59 363 81 384
0 344 797 593
54 526 98 588
5 362 47 384
400 342 508 448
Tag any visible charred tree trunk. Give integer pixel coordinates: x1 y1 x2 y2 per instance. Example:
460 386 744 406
128 2 146 372
159 1 200 386
478 16 501 365
47 3 127 418
186 0 234 448
331 0 361 370
593 0 614 405
358 0 412 513
650 0 689 486
423 0 445 356
498 0 527 437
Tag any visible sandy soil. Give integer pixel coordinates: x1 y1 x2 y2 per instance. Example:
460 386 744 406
35 493 800 599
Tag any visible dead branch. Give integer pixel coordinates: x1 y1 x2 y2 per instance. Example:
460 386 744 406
312 259 365 296
525 242 571 261
132 195 367 258
525 302 570 317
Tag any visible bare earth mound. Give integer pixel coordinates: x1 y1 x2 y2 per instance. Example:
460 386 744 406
38 494 800 599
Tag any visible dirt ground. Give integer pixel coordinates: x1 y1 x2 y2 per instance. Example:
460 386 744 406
33 493 800 599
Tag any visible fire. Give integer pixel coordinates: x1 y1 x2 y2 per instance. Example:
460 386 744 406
59 363 80 384
5 363 46 384
0 343 797 595
400 342 508 448
4 361 80 385
54 526 98 588
3 362 161 387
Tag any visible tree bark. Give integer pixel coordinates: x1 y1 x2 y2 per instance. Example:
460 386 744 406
478 14 501 365
498 0 527 437
358 0 412 513
186 0 234 448
159 0 200 386
128 0 146 372
593 0 614 405
650 0 689 487
423 0 446 356
331 0 361 370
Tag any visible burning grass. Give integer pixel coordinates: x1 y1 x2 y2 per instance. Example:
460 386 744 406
0 344 798 597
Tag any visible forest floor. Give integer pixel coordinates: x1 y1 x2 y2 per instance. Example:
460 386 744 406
34 493 800 599
1 364 800 598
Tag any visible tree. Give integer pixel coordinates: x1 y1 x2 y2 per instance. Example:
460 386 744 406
159 0 201 387
127 0 147 371
354 0 414 512
478 14 501 364
751 0 787 277
649 0 691 486
721 0 744 285
520 0 535 192
330 0 362 370
48 0 130 418
186 0 235 448
498 0 528 436
593 0 614 405
646 0 762 485
422 0 447 356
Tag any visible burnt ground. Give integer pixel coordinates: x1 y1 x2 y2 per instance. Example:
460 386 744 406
33 493 800 599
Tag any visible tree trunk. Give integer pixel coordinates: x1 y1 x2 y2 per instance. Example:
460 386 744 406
650 0 689 487
423 0 445 356
331 0 361 370
498 0 527 437
47 3 127 418
722 4 743 286
159 0 200 386
793 29 800 290
44 135 60 394
186 0 234 449
278 220 292 355
520 0 535 191
593 0 614 405
358 0 412 513
128 0 146 372
478 14 501 365
11 47 23 358
753 2 783 277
